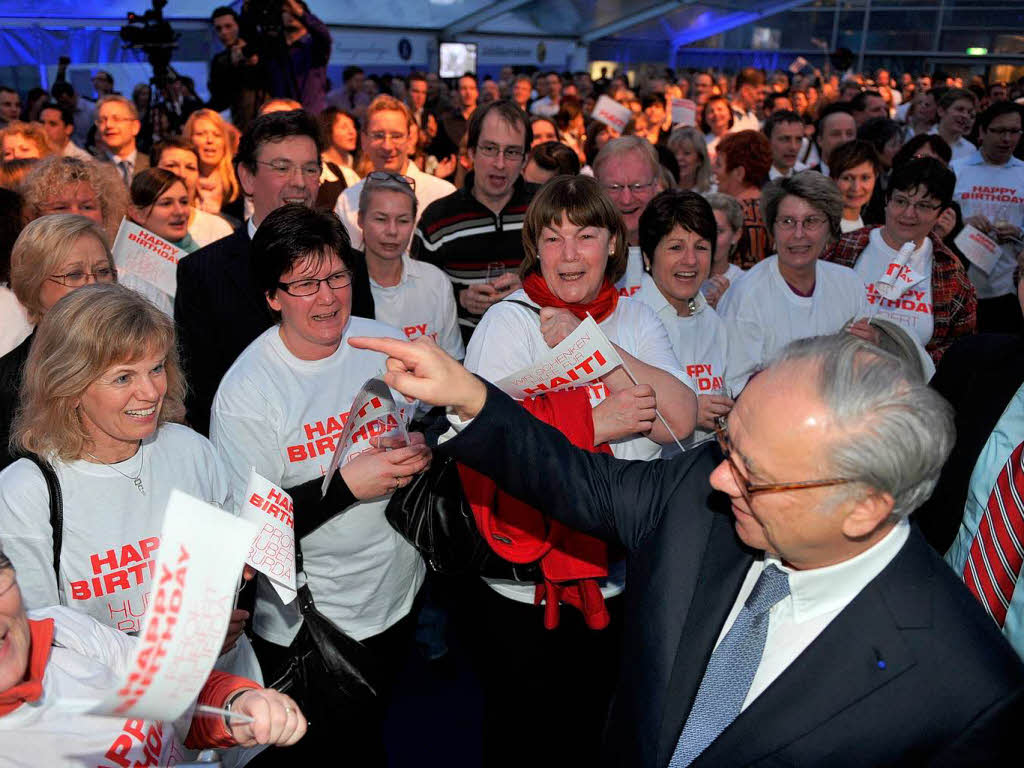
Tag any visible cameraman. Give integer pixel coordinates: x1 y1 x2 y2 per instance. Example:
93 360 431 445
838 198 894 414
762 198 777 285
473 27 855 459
208 6 264 132
247 0 331 115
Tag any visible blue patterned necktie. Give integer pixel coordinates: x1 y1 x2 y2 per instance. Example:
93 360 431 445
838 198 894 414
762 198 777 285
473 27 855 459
669 563 791 767
117 159 132 185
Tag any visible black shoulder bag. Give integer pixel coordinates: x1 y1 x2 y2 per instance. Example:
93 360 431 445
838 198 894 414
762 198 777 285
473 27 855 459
25 454 64 601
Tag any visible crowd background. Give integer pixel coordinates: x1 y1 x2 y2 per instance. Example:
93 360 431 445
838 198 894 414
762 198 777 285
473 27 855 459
1 1 1024 766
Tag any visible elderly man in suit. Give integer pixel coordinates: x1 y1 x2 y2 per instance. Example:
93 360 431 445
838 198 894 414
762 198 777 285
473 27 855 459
175 109 373 435
350 331 1024 767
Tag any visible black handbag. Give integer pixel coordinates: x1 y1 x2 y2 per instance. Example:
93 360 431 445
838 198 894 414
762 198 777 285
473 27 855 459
266 547 379 724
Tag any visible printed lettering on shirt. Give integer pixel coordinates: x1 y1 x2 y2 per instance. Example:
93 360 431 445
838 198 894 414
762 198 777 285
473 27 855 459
685 363 726 392
617 284 640 297
958 185 1024 205
865 284 933 315
69 536 160 633
402 322 439 343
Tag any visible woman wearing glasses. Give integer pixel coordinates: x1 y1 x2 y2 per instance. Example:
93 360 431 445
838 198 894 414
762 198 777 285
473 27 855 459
0 215 116 470
824 157 976 364
718 171 867 390
210 204 429 764
182 109 242 221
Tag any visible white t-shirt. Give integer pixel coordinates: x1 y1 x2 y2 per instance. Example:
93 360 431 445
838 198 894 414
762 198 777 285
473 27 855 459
0 424 231 632
853 228 935 346
0 284 32 357
370 253 465 360
210 319 424 644
840 217 864 234
635 273 731 451
700 263 745 306
718 256 867 390
0 606 189 767
189 208 234 249
614 245 644 298
952 151 1024 299
334 162 455 250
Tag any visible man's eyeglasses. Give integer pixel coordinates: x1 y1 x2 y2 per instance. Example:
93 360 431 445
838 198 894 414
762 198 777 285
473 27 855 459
888 195 942 214
95 115 136 127
367 131 408 145
986 127 1024 138
602 180 656 196
256 160 322 179
278 270 352 297
366 170 416 190
714 416 853 505
775 215 828 232
48 267 117 287
475 143 525 162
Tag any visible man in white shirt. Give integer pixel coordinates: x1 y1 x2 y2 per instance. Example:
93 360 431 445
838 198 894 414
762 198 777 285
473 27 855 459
350 331 1024 767
952 101 1024 332
529 72 562 117
92 95 148 185
334 95 455 250
730 67 765 132
764 110 807 180
37 101 91 161
931 87 978 164
809 103 856 177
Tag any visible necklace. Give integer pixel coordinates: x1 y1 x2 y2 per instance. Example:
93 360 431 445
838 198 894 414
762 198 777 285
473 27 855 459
85 441 145 495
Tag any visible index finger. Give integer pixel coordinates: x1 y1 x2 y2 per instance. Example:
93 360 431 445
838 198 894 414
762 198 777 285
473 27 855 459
349 335 417 358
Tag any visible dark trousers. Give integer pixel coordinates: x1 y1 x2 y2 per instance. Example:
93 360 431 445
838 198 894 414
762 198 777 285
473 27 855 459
247 606 418 767
977 293 1024 335
459 578 623 768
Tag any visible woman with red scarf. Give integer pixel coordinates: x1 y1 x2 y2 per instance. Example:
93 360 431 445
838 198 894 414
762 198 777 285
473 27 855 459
460 174 696 768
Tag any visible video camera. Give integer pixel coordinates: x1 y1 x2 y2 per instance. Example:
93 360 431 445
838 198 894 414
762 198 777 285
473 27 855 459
120 0 179 87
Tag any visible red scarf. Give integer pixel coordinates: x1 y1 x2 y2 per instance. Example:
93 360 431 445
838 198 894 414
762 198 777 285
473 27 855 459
0 618 54 717
522 272 619 323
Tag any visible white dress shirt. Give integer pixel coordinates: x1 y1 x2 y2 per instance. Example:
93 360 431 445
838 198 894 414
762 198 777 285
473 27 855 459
720 519 910 711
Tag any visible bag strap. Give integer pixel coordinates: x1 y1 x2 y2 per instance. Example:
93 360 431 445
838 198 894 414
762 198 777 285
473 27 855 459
502 298 541 316
25 453 64 603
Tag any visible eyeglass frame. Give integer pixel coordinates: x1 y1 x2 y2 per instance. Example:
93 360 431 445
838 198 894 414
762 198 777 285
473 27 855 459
277 269 353 297
602 179 657 196
95 114 138 127
886 194 943 214
47 266 118 287
366 170 416 190
713 416 853 504
473 142 526 162
774 215 829 233
255 159 322 179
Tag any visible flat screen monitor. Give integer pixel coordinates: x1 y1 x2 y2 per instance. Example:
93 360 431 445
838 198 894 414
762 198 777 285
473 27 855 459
439 42 478 79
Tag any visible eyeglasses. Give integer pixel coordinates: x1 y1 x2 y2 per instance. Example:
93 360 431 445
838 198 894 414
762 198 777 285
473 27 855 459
366 170 416 190
775 215 828 232
602 180 656 196
95 115 136 127
256 160 322 179
278 269 352 297
48 266 117 287
986 127 1024 137
888 195 942 214
367 130 408 144
475 142 525 162
714 416 853 506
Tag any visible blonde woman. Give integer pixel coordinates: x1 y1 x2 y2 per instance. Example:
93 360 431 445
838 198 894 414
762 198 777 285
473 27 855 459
21 156 128 244
0 215 117 470
666 126 713 193
183 108 242 220
0 121 52 161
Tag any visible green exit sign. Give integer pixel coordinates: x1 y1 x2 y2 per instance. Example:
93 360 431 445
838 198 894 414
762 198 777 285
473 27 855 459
966 47 989 55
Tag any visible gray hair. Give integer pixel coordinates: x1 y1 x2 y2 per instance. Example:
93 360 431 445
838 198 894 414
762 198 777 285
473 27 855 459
358 175 418 218
770 333 954 519
592 135 660 182
666 126 712 193
704 192 743 233
761 170 843 241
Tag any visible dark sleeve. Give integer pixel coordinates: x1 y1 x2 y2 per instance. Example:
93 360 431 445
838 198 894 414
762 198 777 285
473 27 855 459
283 471 359 540
347 250 376 320
438 380 702 550
206 53 233 112
929 688 1024 767
174 254 214 436
302 11 332 65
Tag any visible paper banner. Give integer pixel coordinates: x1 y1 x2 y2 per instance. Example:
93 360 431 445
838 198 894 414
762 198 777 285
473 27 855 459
670 98 697 127
495 315 624 399
955 224 1001 275
788 56 810 74
111 217 185 299
320 378 410 495
240 469 297 604
94 490 257 722
591 95 632 133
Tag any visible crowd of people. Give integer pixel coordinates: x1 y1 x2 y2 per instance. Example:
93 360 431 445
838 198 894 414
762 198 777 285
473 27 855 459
2 2 1024 765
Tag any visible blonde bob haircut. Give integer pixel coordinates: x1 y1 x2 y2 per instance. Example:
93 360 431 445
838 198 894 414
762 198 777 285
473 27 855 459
21 156 128 244
12 283 185 462
183 108 241 204
0 121 53 159
10 214 114 323
518 174 628 284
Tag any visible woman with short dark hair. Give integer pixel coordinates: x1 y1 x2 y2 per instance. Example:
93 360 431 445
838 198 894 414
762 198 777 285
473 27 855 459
829 139 883 232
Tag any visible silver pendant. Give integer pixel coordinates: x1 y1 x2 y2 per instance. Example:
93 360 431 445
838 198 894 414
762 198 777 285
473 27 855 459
133 478 145 495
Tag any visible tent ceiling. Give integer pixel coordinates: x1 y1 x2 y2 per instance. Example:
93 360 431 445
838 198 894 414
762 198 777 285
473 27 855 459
1 0 812 45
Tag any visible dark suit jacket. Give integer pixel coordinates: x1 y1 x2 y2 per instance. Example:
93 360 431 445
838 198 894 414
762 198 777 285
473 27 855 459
442 383 1024 767
174 226 375 436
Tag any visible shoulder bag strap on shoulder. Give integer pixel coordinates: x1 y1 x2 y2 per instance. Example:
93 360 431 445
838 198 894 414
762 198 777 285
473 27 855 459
502 298 542 316
25 454 64 601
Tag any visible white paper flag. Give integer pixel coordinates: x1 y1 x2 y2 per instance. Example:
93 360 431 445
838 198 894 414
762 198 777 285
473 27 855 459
111 217 185 299
591 95 632 133
94 490 257 722
320 378 410 495
955 224 1001 275
240 469 297 604
670 98 697 127
495 315 624 399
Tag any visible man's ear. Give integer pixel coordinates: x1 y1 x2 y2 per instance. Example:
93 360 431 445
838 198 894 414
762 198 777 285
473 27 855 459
841 490 895 539
238 163 256 198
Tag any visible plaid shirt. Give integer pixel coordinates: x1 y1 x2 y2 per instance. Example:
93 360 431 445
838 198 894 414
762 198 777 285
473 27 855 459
823 226 977 364
731 198 773 271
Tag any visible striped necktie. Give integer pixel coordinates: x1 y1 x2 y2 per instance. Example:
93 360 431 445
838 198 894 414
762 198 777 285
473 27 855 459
962 440 1024 626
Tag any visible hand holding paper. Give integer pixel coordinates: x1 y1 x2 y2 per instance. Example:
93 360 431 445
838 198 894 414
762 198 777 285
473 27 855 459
227 688 307 747
592 384 657 444
340 433 431 500
539 306 583 348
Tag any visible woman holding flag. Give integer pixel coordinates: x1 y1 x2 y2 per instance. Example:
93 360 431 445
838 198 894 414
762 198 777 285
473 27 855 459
459 173 695 768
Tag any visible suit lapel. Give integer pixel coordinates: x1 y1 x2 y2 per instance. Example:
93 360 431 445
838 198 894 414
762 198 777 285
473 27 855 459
657 508 754 766
692 532 932 767
222 229 269 318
